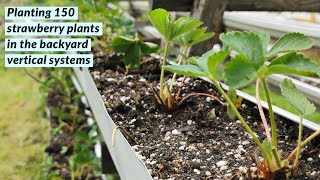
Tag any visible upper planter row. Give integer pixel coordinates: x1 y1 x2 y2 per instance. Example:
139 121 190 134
77 8 320 180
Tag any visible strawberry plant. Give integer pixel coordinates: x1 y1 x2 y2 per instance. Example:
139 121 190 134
38 67 102 179
220 31 320 177
111 33 159 70
76 0 134 46
148 8 214 111
164 31 320 179
70 129 101 180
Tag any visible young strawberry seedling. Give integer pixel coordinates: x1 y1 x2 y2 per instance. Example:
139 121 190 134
148 8 214 111
168 26 214 92
111 33 159 71
220 31 320 177
280 79 316 168
164 31 320 179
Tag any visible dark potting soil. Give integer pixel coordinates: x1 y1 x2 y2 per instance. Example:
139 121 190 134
90 49 320 180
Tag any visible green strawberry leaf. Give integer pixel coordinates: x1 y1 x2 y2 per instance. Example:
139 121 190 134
227 106 236 120
262 140 273 159
112 35 157 69
197 50 213 73
214 68 224 81
187 56 198 65
173 27 214 47
261 140 284 171
148 8 173 40
220 31 264 68
74 150 97 164
74 130 91 142
267 32 314 57
111 36 135 52
206 51 229 76
171 16 202 39
280 78 316 116
140 42 159 54
124 42 141 69
163 64 207 77
197 50 228 76
256 31 270 53
223 54 258 89
227 88 237 102
266 52 320 77
227 88 237 120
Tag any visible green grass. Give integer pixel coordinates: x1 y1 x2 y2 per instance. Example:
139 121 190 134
0 26 5 41
0 51 50 179
0 1 75 179
243 84 320 124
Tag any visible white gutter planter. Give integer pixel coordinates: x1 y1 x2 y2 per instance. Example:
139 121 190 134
73 67 153 180
72 61 319 179
223 12 320 47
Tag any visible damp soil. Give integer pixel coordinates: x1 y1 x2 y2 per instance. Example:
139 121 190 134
90 47 320 180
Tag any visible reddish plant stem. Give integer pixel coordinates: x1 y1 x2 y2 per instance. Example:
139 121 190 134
175 76 186 102
261 78 277 147
178 93 226 106
256 78 272 142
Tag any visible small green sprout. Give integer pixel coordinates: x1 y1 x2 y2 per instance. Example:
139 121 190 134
70 130 100 180
164 31 320 179
169 27 214 91
280 79 316 168
111 33 158 70
226 88 243 120
148 8 214 111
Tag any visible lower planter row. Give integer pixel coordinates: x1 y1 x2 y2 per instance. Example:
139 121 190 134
73 67 153 180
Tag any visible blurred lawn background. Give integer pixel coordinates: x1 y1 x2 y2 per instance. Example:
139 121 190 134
0 54 49 179
1 0 50 179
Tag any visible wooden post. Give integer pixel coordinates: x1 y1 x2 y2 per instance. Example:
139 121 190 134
189 0 228 56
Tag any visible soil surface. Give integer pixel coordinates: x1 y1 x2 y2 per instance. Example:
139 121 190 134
90 47 320 180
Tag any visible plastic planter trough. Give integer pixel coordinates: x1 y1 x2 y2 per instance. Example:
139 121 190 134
72 65 320 179
71 75 119 177
73 67 153 180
